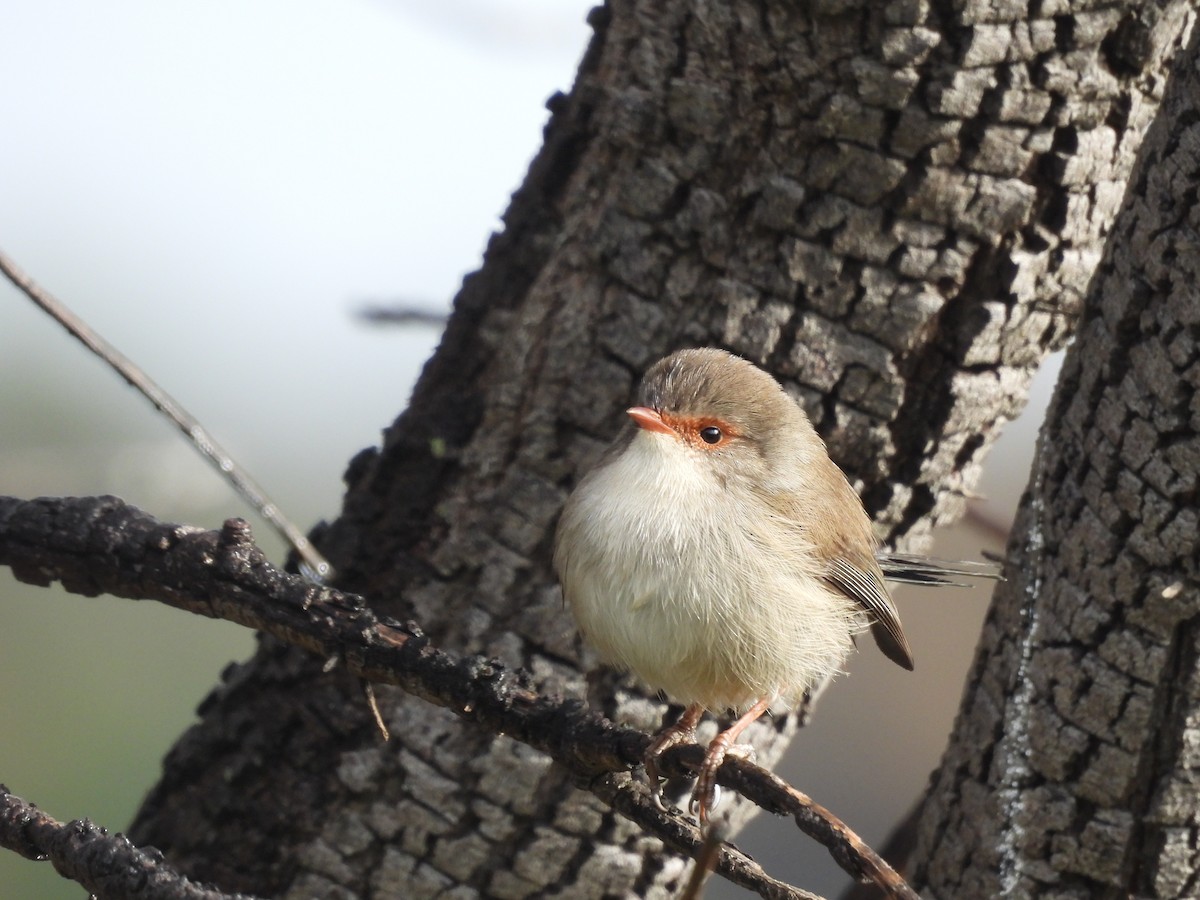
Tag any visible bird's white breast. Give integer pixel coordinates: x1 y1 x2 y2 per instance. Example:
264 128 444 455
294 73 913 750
556 430 867 713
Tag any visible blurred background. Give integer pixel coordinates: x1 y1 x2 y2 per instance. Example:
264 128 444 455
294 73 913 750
0 3 1058 897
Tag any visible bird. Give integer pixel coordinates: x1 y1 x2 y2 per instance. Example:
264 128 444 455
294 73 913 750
553 347 999 823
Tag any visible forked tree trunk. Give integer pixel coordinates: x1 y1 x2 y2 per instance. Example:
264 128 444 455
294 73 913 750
911 19 1200 900
123 1 1193 896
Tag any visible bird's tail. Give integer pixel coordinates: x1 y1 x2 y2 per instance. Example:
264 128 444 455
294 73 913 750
876 551 1004 587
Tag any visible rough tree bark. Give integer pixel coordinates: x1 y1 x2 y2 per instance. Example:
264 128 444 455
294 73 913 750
911 19 1200 900
5 0 1184 897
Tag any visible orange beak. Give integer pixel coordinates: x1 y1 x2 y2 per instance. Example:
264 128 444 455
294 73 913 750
626 406 675 436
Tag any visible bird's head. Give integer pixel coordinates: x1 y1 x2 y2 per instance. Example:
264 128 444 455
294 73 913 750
624 348 826 495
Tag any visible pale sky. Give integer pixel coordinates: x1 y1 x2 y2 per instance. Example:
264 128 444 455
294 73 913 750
0 0 595 525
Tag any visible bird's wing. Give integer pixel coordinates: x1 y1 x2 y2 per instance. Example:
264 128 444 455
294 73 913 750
824 556 915 671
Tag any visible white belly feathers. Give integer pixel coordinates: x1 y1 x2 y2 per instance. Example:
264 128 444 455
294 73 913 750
556 430 866 713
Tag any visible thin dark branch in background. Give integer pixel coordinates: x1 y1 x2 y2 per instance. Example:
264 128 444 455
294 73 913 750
0 785 262 900
0 247 334 582
0 494 916 900
357 302 449 327
963 505 1012 545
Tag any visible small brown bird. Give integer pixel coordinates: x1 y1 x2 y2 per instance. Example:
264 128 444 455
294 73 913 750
554 348 996 822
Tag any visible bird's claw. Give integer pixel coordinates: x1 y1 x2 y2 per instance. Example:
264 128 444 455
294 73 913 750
644 759 669 811
643 704 763 826
643 709 701 811
690 742 755 825
691 748 724 826
689 783 722 818
650 786 669 812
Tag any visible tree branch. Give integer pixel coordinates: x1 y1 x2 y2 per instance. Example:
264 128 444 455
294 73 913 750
0 785 260 900
0 494 914 900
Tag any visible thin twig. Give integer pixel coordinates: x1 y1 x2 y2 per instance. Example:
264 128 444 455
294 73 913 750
589 775 824 900
0 247 334 582
363 680 391 740
680 823 728 900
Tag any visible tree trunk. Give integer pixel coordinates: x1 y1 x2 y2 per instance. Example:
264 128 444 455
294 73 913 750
911 18 1200 900
124 1 1193 896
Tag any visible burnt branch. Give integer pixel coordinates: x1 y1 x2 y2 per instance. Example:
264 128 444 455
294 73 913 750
0 494 913 900
0 785 260 900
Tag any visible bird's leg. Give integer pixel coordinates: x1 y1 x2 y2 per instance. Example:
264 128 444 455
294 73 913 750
644 703 706 809
692 696 772 826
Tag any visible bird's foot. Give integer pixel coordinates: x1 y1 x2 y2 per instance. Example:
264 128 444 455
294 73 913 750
690 741 756 825
644 704 706 811
686 696 772 826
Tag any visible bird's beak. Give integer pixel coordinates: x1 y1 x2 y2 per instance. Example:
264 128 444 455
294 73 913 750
626 406 675 436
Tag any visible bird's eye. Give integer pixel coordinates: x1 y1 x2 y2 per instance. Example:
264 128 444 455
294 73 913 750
699 426 723 445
